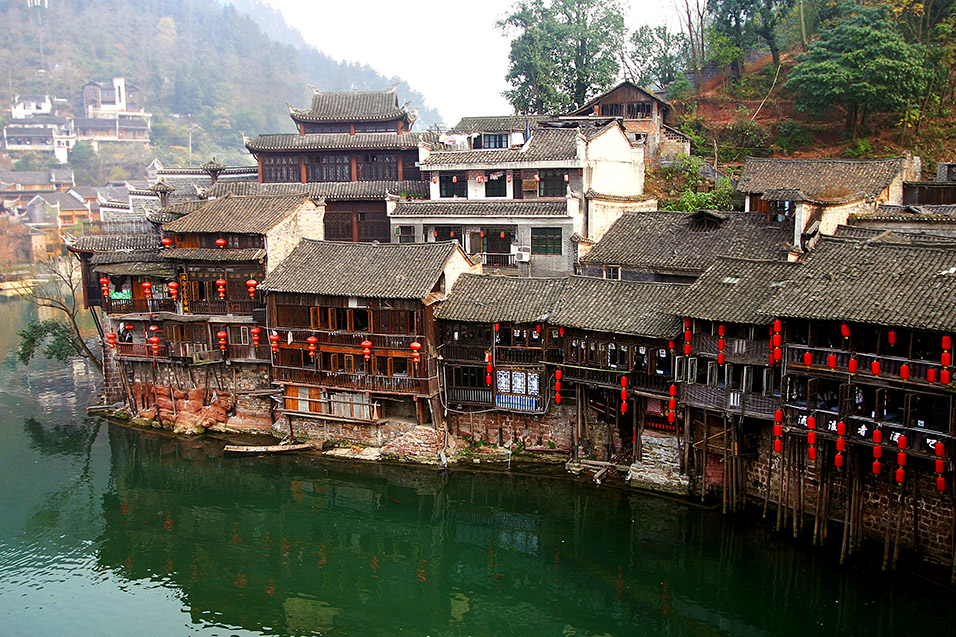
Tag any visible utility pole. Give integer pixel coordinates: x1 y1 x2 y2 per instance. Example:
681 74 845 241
187 124 201 160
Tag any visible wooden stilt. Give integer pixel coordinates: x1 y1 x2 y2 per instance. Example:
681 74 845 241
812 452 823 545
821 448 832 546
722 416 728 515
776 434 786 532
763 436 774 519
892 484 905 570
794 438 802 538
702 417 709 504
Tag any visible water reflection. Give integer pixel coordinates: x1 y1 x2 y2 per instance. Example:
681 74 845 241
94 426 956 636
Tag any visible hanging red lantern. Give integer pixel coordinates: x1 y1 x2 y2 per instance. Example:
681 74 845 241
167 281 179 300
558 327 564 336
620 388 628 402
306 335 318 357
943 369 952 385
807 416 816 429
899 364 910 380
494 323 500 332
772 333 782 348
888 329 897 345
873 429 882 444
718 324 725 336
840 324 850 339
486 362 493 375
871 360 881 376
487 374 493 386
433 230 438 238
215 238 227 248
895 468 905 483
106 332 117 349
410 341 422 364
835 454 844 468
500 231 506 239
480 231 485 238
718 338 726 351
668 398 677 411
452 175 457 183
944 335 952 350
620 401 627 414
250 327 261 346
937 442 945 457
898 435 907 449
684 318 692 329
718 352 726 365
943 352 952 367
450 231 456 238
773 347 782 362
807 431 816 445
268 333 280 353
774 439 783 453
669 384 677 397
873 446 882 459
668 339 675 351
554 381 561 392
668 411 676 424
836 438 846 452
684 343 692 355
432 176 438 184
99 276 109 287
141 281 153 299
99 277 110 299
873 460 882 474
620 376 628 388
827 354 837 370
564 173 569 182
555 369 562 381
773 424 783 437
148 335 161 356
216 330 228 351
808 447 817 461
848 358 858 374
774 409 783 423
896 452 907 466
803 351 813 367
215 278 227 299
361 339 373 360
773 320 782 333
507 174 512 183
938 476 947 491
246 279 258 299
535 324 542 334
837 421 847 436
555 392 562 405
148 324 159 333
928 368 938 383
684 329 692 342
161 237 172 247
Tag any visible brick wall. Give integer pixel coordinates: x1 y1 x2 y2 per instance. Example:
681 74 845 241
448 405 573 451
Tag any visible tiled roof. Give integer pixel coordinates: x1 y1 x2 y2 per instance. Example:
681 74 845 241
73 118 117 130
203 180 427 201
30 192 89 211
434 274 566 323
0 170 70 187
551 277 685 337
162 194 311 234
70 233 158 252
736 157 904 203
833 225 956 245
391 200 568 218
160 247 266 262
854 204 956 223
94 260 175 277
669 258 800 325
760 238 956 331
158 200 209 217
245 131 435 152
260 240 459 299
289 87 409 123
420 127 582 167
581 211 793 274
90 248 161 265
449 115 554 134
566 81 670 116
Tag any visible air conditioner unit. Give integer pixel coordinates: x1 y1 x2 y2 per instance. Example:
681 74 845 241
515 247 531 263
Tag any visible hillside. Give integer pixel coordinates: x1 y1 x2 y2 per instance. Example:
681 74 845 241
0 0 443 179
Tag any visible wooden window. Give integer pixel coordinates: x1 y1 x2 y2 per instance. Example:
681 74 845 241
484 175 506 197
392 357 408 376
452 366 484 388
308 154 350 182
439 174 467 198
605 266 621 280
531 227 562 255
344 355 354 373
538 171 565 197
356 153 398 181
261 155 299 182
482 133 508 149
706 361 719 386
397 226 415 243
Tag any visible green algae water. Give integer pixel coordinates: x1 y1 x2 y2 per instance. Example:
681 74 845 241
1 298 955 636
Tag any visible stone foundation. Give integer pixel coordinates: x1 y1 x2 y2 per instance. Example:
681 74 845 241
448 405 573 451
628 430 690 494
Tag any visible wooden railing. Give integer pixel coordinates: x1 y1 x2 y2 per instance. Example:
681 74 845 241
681 383 779 419
106 298 176 314
554 366 670 394
496 346 543 365
692 334 770 365
787 344 941 386
441 343 488 362
228 343 273 361
785 405 950 456
447 387 493 405
495 393 544 413
191 300 260 315
115 341 169 359
269 329 422 350
273 365 431 395
480 253 516 268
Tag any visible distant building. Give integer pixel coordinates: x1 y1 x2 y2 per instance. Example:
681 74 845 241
3 115 75 163
82 78 146 118
11 94 54 119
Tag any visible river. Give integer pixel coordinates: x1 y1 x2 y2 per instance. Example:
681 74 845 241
0 299 953 636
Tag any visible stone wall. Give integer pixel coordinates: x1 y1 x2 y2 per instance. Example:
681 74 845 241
628 430 690 494
282 415 423 448
448 405 573 451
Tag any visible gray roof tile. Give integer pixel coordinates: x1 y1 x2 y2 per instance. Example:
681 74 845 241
162 194 311 234
391 199 568 218
551 277 685 337
160 247 265 262
736 157 904 203
421 127 582 167
246 132 435 152
290 87 409 123
434 274 566 323
204 180 427 201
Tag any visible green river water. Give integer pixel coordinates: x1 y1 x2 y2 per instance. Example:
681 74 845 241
0 300 954 636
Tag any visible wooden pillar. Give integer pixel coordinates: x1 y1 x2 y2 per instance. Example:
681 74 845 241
299 155 306 184
574 384 582 460
351 203 359 242
257 156 263 184
350 154 358 182
635 396 643 461
397 155 404 182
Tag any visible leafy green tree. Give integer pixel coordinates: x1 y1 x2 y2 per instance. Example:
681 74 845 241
785 4 930 137
68 141 102 185
748 0 795 68
13 151 60 171
707 0 753 79
499 0 626 112
626 25 687 89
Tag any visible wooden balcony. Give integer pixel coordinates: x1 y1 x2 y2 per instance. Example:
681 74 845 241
273 365 431 395
269 328 422 351
447 386 493 405
440 343 489 363
106 298 176 314
228 343 273 361
681 383 779 419
480 252 516 268
190 299 260 315
556 365 670 394
495 393 544 413
115 341 169 360
692 334 770 365
496 346 544 365
787 344 942 388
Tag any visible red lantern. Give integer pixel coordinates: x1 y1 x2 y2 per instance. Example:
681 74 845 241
827 354 837 370
718 352 726 365
621 401 627 414
558 327 565 336
808 447 817 461
871 360 881 376
718 338 726 351
668 398 677 411
494 323 500 332
432 176 438 184
848 358 858 374
773 320 782 333
564 173 569 182
774 409 783 423
835 454 844 468
148 335 161 356
554 381 561 392
486 362 493 375
888 329 897 345
216 330 228 352
807 416 816 429
772 333 782 348
507 174 512 183
898 435 907 449
250 327 261 346
99 276 109 287
807 431 816 445
215 238 227 248
167 281 179 300
943 369 952 385
928 368 938 383
161 237 172 247
361 339 373 360
141 281 153 299
500 231 506 239
897 451 908 466
937 459 946 473
452 175 457 183
669 384 677 397
873 446 882 459
555 369 562 381
837 421 846 436
683 343 691 355
873 429 882 444
535 324 541 334
773 347 782 362
410 341 422 364
895 468 905 483
684 329 692 342
944 335 952 351
306 335 318 357
268 333 280 353
943 352 952 367
148 324 159 333
620 388 628 402
936 442 945 457
555 392 562 405
487 374 493 386
106 332 117 349
841 323 850 339
668 411 676 424
900 364 910 380
620 376 628 388
433 230 439 238
215 278 227 299
937 476 947 491
718 324 725 336
873 461 882 474
774 439 783 453
773 424 783 437
450 231 456 238
836 438 846 452
246 279 258 299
